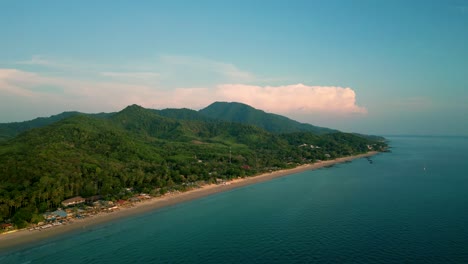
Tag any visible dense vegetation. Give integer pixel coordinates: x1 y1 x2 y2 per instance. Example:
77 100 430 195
0 111 111 142
199 102 338 134
0 103 387 227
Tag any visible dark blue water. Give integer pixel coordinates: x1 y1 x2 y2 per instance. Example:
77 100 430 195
1 136 468 263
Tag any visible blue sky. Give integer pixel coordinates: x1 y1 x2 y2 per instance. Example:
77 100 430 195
1 0 467 135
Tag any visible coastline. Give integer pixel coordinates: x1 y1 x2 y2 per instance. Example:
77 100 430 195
0 151 378 251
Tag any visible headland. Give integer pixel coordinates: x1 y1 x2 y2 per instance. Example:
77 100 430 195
0 151 378 251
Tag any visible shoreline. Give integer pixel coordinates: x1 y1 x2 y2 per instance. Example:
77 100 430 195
0 151 378 251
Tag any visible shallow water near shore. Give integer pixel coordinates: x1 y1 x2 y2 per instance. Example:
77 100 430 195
2 136 468 263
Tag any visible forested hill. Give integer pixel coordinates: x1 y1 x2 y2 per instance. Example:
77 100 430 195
199 101 338 134
0 104 387 227
0 102 338 142
0 111 112 142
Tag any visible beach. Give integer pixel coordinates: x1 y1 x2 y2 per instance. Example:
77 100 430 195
0 151 378 251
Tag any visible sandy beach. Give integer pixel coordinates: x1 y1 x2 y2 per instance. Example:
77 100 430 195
0 151 378 251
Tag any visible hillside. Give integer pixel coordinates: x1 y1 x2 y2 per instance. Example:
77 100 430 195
0 103 387 227
0 111 112 142
156 108 211 121
0 101 337 142
0 111 81 141
199 102 337 134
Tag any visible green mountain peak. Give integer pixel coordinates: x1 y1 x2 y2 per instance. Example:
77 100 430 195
199 101 337 134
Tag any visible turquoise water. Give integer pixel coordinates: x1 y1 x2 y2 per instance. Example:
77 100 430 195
1 136 468 263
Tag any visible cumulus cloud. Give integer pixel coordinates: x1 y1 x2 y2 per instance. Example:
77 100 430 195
213 84 367 114
0 68 367 123
0 68 160 114
0 69 45 97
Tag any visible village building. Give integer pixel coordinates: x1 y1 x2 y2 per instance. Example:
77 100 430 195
138 193 151 200
61 196 85 207
128 197 141 203
116 200 128 206
85 195 102 204
106 205 119 212
43 209 68 222
1 223 13 231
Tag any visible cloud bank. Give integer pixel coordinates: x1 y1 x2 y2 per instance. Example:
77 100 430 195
0 68 366 122
214 84 367 114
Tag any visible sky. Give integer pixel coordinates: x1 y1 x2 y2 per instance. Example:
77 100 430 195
1 0 467 135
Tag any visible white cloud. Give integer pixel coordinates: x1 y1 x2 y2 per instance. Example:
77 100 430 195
160 55 255 82
213 84 367 114
1 54 367 123
0 69 37 97
16 55 55 66
0 68 158 112
0 69 367 122
15 55 257 87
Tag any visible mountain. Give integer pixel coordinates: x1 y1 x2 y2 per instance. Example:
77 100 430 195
156 108 211 121
0 111 81 141
0 101 338 142
0 111 112 142
199 102 337 134
0 103 387 227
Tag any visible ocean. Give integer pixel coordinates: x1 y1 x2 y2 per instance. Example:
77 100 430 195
1 136 468 263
